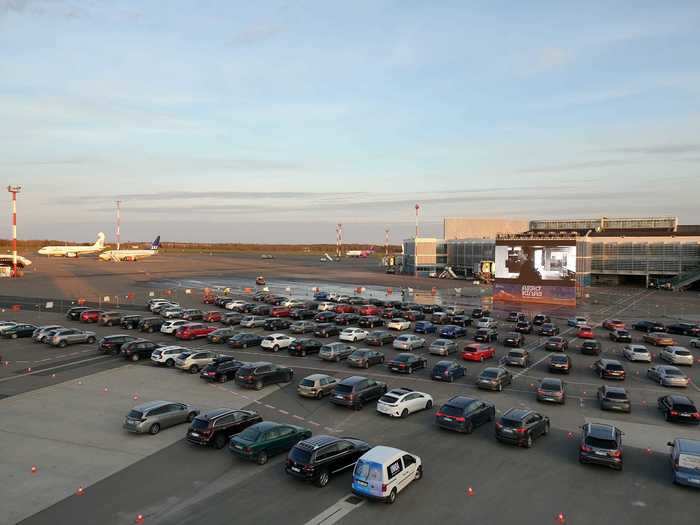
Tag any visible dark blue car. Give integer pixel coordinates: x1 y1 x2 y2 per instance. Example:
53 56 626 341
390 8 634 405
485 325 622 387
414 321 437 334
313 292 330 301
438 325 467 339
431 360 466 382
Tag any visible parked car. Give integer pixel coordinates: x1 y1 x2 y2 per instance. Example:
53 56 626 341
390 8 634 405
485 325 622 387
502 332 525 348
414 321 437 334
98 334 139 355
334 313 360 326
633 320 666 333
577 325 594 339
597 385 631 413
357 305 381 316
610 329 632 343
536 378 566 404
431 312 449 325
80 309 103 323
667 438 700 487
462 343 496 362
532 314 550 326
2 323 37 339
160 319 188 335
438 325 466 339
50 328 97 347
477 317 498 329
207 327 237 344
660 346 694 366
474 328 498 343
235 362 294 390
471 308 489 319
658 395 699 424
594 359 626 380
288 338 322 357
33 325 64 343
229 421 311 465
263 318 291 331
602 319 625 331
287 435 370 487
429 338 457 356
436 395 495 433
181 309 204 321
199 357 247 383
666 323 700 337
66 306 89 321
622 344 652 362
330 376 387 410
123 400 199 435
496 408 550 448
366 330 395 346
358 315 384 329
203 311 223 323
228 333 263 349
98 311 123 327
450 315 472 328
538 323 559 336
548 354 571 374
383 308 404 320
647 365 689 387
579 422 623 470
392 334 425 351
175 323 216 340
387 353 427 374
151 345 189 367
567 316 588 327
515 321 532 334
160 307 184 319
297 374 339 399
644 332 675 347
240 315 267 329
387 318 411 331
476 367 512 391
187 408 262 449
347 349 385 368
175 350 219 374
545 336 568 351
138 317 164 333
580 340 602 355
289 309 316 320
314 311 337 324
506 312 521 323
339 327 369 342
261 333 295 352
319 342 355 362
120 315 142 330
502 348 530 368
692 338 700 349
351 446 422 504
377 388 433 418
431 360 466 382
315 323 341 338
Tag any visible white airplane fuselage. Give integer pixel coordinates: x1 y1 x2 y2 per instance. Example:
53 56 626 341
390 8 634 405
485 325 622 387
99 250 157 262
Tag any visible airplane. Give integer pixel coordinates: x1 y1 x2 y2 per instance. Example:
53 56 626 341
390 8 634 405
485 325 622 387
38 232 106 257
98 236 161 262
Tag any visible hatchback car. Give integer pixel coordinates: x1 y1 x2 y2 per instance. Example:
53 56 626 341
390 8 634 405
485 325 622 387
538 323 559 336
160 319 189 335
387 318 411 331
261 333 295 352
436 396 495 433
579 340 602 356
579 423 623 470
347 349 385 368
429 338 457 356
502 349 530 368
597 385 631 413
548 353 572 374
545 336 568 352
414 321 437 334
622 344 652 362
149 345 188 366
577 325 594 339
392 334 425 351
602 319 625 331
297 374 339 399
175 323 216 340
657 395 699 424
287 435 371 487
647 365 689 387
207 327 237 344
462 343 496 362
438 325 467 339
230 421 312 465
124 400 199 435
495 408 550 448
377 388 433 418
594 359 626 380
431 360 466 382
660 346 694 366
609 329 632 343
536 378 566 404
187 409 262 449
502 332 525 348
365 330 395 346
476 367 512 391
473 328 498 343
330 376 387 410
387 353 428 374
644 332 675 347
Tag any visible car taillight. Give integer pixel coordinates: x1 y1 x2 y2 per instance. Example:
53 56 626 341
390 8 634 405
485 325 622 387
381 483 388 492
580 444 592 452
399 364 405 368
444 371 449 376
609 450 621 458
303 465 314 472
454 416 465 422
693 412 700 420
515 427 526 434
670 410 679 416
436 411 445 418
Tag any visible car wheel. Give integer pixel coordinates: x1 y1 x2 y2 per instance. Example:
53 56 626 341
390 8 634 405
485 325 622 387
664 411 670 421
335 356 340 362
386 488 397 504
217 375 226 383
59 340 67 348
425 400 433 410
480 356 484 362
364 362 369 369
166 359 174 367
498 383 503 392
448 375 454 383
301 350 306 357
544 422 550 435
11 333 18 339
256 451 269 465
189 365 199 374
214 433 227 449
408 367 413 375
401 408 409 418
316 390 323 399
255 380 263 391
525 434 533 448
316 469 330 488
131 354 140 362
149 423 160 435
148 327 154 333
415 466 423 480
465 421 473 434
273 345 279 352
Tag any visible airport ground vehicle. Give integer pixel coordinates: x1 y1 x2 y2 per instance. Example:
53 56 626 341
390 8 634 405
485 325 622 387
98 334 139 355
598 385 631 413
548 354 571 374
431 360 466 382
122 339 163 361
229 421 311 465
495 408 550 448
261 334 295 352
352 446 422 504
387 353 427 374
123 401 199 435
476 367 513 391
175 350 218 374
297 374 339 398
199 357 247 383
436 396 495 433
50 328 96 347
462 343 496 362
536 378 566 404
187 409 262 449
667 438 700 487
657 395 699 424
377 388 433 418
579 423 624 471
660 346 694 366
647 365 690 387
594 359 626 380
429 338 457 356
392 334 425 351
330 376 387 410
235 362 293 390
347 349 385 368
286 435 371 487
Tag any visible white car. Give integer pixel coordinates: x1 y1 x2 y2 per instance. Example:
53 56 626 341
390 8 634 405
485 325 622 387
261 333 295 352
339 328 369 342
151 346 189 367
376 388 434 418
225 300 247 310
567 316 588 327
283 299 306 308
160 319 189 334
317 302 336 312
387 318 411 331
622 344 652 362
150 300 178 312
477 317 498 329
0 321 18 334
352 446 422 504
660 346 694 366
690 338 700 349
393 334 425 351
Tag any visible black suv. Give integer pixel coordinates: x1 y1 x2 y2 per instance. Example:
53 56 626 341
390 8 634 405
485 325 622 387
235 362 293 390
314 323 340 338
579 423 623 470
286 435 371 487
335 313 360 326
187 409 262 449
122 339 163 361
657 395 699 424
66 306 89 321
138 317 164 333
290 309 316 320
436 396 495 434
228 333 263 349
288 338 322 357
495 408 550 448
98 335 139 355
330 376 387 410
515 321 532 334
200 357 247 383
264 318 291 331
387 353 427 374
120 315 142 329
632 320 665 333
502 332 524 348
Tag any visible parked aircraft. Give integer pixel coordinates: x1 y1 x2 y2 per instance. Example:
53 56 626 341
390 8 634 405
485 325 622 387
98 236 160 262
38 233 106 257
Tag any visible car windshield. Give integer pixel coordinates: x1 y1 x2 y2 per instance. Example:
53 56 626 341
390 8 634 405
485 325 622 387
674 403 696 412
127 410 143 420
500 418 522 428
464 346 478 352
633 348 648 353
665 369 683 377
605 391 628 400
540 382 561 391
238 427 261 442
675 350 691 356
334 384 353 394
585 436 617 450
351 351 368 358
508 351 522 357
617 331 629 336
289 447 313 464
481 370 498 378
440 404 464 417
299 379 315 387
380 395 399 404
191 418 210 430
394 354 411 362
432 340 446 346
606 364 624 371
238 367 255 375
551 356 567 363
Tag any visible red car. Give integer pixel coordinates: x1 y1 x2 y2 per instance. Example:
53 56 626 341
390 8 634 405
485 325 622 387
202 294 216 305
176 323 216 340
602 319 625 331
462 343 496 362
203 311 223 322
357 305 381 316
382 308 403 319
80 309 103 323
577 326 594 339
270 307 291 317
334 304 354 314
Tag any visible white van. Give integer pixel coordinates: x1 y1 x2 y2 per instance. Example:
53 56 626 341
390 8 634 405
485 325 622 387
351 446 422 503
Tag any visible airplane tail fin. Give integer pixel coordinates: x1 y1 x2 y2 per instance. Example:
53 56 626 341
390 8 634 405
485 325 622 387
151 236 161 250
95 232 106 249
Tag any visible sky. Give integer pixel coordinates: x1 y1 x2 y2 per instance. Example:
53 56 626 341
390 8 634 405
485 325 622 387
1 0 700 244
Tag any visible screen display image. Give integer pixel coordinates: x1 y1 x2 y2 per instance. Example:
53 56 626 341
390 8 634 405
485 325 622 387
495 244 576 284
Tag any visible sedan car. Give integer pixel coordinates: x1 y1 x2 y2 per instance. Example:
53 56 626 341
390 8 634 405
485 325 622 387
536 378 566 404
657 395 699 424
436 396 495 434
227 333 263 349
365 330 395 346
414 321 437 334
339 327 369 342
594 359 626 380
431 360 466 382
358 316 384 329
473 328 498 343
597 385 631 413
392 334 425 351
548 354 571 374
297 374 339 399
288 338 322 357
495 408 550 448
429 338 458 356
229 422 312 465
335 313 361 326
347 349 385 368
545 336 568 352
647 365 690 387
386 318 411 331
377 388 433 418
123 400 199 435
438 325 467 339
579 340 602 356
538 323 559 336
476 367 512 392
462 343 496 362
578 423 623 471
319 342 355 362
502 349 530 368
387 353 428 374
567 316 588 327
643 332 675 347
660 346 694 366
502 332 525 348
666 323 700 337
314 311 337 323
622 344 652 362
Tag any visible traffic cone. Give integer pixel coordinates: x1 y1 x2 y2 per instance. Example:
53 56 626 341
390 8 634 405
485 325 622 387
132 394 139 401
135 514 144 524
76 486 85 496
31 465 38 474
556 512 566 524
467 486 474 496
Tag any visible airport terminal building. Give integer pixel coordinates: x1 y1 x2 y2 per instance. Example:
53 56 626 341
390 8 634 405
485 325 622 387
402 216 700 289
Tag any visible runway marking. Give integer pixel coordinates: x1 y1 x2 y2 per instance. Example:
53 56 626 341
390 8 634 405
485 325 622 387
303 494 365 525
0 355 111 383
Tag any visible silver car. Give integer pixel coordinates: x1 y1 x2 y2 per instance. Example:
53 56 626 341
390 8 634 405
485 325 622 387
393 334 425 351
622 344 652 362
319 342 355 362
50 328 97 347
161 307 185 319
240 315 267 328
477 317 498 329
32 325 63 343
647 365 689 387
660 346 694 366
175 351 218 374
290 321 317 334
123 400 199 435
502 349 530 367
429 339 457 356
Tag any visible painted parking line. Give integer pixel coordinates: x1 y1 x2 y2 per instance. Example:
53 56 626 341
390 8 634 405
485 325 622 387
0 355 112 383
303 494 365 525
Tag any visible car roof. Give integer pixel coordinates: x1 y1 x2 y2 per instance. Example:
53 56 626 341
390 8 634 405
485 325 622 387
295 434 341 451
603 385 627 394
676 439 700 454
668 395 693 404
540 378 562 386
198 408 238 419
446 395 476 407
304 373 332 380
435 360 456 366
387 388 414 396
133 400 173 411
241 361 271 368
359 445 409 464
599 358 622 365
340 376 367 385
502 408 531 421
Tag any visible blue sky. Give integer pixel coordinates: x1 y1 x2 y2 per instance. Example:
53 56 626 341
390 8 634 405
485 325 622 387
1 1 700 244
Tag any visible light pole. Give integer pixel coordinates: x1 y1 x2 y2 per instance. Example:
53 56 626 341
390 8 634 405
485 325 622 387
116 200 122 250
7 185 21 277
415 203 420 238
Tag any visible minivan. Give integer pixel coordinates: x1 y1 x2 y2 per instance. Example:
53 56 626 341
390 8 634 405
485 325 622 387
352 446 422 504
668 438 700 488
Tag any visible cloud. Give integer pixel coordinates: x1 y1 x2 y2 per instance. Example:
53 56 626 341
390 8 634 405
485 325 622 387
228 24 284 46
518 159 632 173
605 144 700 155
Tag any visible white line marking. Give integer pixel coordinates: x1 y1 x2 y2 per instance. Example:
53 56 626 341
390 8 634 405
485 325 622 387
264 404 276 409
308 421 321 426
0 356 111 383
292 414 305 421
303 494 365 525
278 409 289 415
